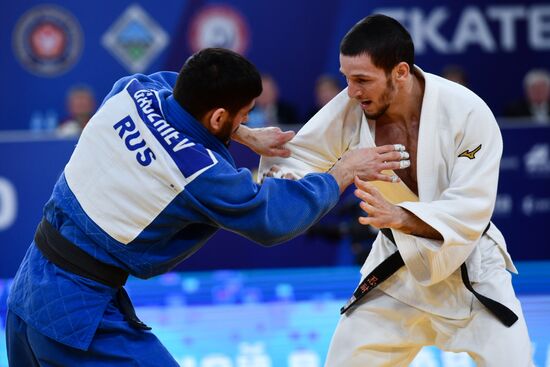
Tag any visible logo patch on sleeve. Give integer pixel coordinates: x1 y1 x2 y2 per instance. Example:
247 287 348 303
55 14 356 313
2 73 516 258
458 144 482 160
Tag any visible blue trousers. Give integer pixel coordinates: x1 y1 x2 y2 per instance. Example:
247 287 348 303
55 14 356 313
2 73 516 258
6 302 180 366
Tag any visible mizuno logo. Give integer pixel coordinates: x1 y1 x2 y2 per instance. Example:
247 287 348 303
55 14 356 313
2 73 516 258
458 144 482 159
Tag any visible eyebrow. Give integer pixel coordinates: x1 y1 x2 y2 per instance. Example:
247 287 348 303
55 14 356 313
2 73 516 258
349 74 371 79
339 69 371 78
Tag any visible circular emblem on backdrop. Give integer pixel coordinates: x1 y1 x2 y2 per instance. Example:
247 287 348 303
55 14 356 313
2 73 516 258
189 5 250 54
12 5 83 77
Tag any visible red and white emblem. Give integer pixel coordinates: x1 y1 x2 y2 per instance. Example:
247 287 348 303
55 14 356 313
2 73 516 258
30 23 66 59
13 5 82 77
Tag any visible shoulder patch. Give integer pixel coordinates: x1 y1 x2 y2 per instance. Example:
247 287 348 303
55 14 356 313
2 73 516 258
458 144 482 160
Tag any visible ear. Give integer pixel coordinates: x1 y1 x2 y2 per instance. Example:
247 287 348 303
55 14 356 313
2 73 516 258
393 62 410 82
207 108 228 133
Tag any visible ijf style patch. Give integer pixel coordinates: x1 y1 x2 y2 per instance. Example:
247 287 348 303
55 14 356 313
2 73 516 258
12 5 83 77
102 5 169 73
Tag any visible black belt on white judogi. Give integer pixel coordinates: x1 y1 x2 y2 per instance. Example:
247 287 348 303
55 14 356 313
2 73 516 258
340 226 519 327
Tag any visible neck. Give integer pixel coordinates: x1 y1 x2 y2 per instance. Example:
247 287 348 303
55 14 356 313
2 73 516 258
376 69 425 127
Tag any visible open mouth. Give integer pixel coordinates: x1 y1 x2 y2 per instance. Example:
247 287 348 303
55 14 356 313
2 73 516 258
360 100 372 108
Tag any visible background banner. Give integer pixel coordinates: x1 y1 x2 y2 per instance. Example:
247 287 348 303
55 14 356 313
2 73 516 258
1 1 549 130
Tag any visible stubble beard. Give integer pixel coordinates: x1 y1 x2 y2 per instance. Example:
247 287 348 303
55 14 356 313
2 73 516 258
215 118 236 146
363 77 395 120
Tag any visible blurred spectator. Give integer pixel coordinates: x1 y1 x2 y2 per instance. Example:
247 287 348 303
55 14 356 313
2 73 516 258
307 74 342 119
504 69 550 124
247 73 298 127
441 64 468 87
57 85 97 137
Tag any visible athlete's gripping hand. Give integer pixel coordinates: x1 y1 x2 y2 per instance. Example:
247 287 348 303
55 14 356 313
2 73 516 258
353 144 410 183
232 125 295 157
328 145 410 193
259 165 299 183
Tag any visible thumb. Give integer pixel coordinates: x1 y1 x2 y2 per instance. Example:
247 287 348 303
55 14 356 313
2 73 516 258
277 130 295 144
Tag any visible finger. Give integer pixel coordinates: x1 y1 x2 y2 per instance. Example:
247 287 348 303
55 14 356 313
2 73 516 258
265 166 280 178
359 200 376 214
354 181 383 201
355 179 376 192
380 151 409 162
276 130 295 145
283 172 298 180
393 144 406 152
374 144 398 154
359 216 382 228
354 188 375 203
358 216 373 226
354 176 369 190
383 160 410 171
360 182 384 199
375 144 406 154
267 147 291 158
374 173 400 183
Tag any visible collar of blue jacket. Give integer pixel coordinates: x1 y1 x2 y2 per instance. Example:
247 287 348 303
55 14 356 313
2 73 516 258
164 94 236 168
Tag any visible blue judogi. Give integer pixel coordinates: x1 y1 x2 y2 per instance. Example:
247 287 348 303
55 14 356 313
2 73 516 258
6 72 339 365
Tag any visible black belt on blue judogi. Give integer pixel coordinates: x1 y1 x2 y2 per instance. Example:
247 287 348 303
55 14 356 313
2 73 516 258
34 218 151 331
340 226 519 327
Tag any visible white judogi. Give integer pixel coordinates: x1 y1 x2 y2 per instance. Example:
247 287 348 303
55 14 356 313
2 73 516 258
260 67 533 366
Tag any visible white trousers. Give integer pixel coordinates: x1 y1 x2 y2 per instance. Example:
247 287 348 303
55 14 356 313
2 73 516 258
325 255 533 366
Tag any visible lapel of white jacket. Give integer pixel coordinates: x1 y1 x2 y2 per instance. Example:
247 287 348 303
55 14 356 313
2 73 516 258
416 68 440 203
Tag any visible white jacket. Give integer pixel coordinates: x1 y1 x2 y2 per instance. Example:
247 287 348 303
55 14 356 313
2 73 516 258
260 67 516 318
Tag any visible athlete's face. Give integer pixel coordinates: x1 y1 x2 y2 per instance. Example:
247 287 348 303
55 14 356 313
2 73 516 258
339 53 396 120
215 100 255 144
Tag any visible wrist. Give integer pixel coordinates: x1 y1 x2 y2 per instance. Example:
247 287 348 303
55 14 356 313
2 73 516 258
232 124 249 143
392 206 411 233
328 161 353 194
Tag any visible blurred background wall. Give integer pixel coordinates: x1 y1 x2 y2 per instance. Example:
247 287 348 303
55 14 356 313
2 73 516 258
1 0 549 276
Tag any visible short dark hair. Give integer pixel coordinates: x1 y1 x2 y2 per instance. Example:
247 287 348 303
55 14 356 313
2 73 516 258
340 14 414 74
174 48 262 120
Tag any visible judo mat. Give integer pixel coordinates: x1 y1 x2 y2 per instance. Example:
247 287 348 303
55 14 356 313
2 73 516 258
1 262 549 366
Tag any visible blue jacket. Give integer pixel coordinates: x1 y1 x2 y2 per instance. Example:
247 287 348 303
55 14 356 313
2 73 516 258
7 72 339 350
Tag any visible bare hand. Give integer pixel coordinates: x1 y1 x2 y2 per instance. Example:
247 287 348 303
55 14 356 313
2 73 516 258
233 125 295 157
260 165 299 183
328 144 410 192
345 144 410 183
354 177 404 229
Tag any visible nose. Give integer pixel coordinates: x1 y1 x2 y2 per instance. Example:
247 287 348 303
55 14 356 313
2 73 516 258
347 82 362 99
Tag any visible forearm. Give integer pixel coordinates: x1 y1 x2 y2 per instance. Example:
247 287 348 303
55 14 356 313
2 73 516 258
231 124 250 145
232 125 294 157
394 207 443 240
